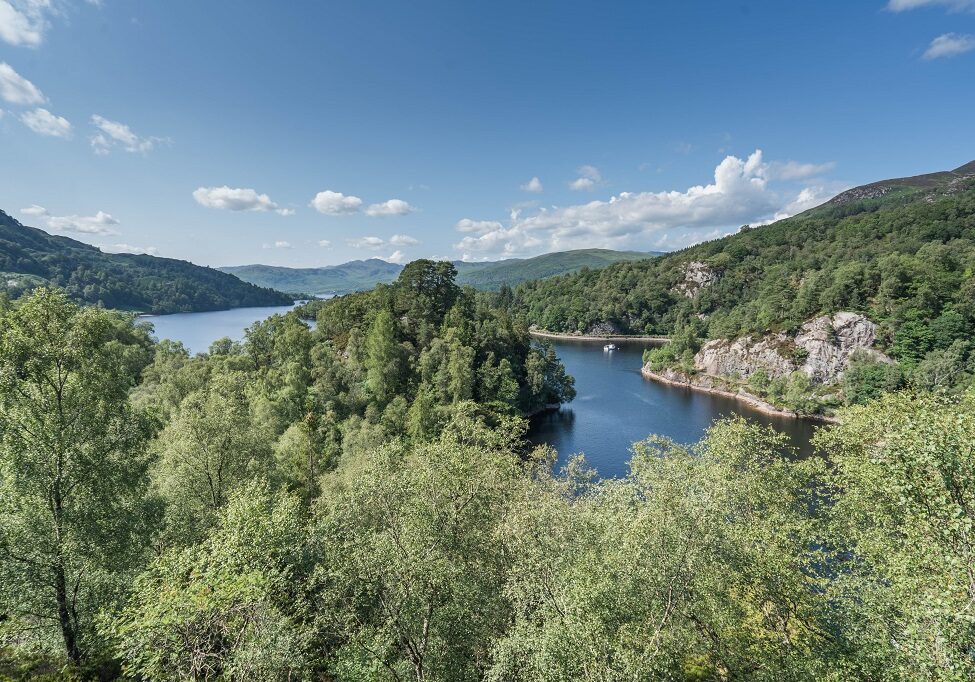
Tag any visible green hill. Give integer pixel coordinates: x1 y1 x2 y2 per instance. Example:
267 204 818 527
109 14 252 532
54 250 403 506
219 259 404 296
454 248 659 289
517 160 975 396
221 249 659 295
0 210 292 314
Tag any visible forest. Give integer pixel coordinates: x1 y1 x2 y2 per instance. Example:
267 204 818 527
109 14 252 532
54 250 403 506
1 258 973 680
0 211 292 314
517 175 975 404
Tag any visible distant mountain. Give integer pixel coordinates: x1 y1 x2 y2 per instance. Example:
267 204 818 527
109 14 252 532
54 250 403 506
826 160 975 207
220 259 404 297
221 249 661 295
0 210 292 314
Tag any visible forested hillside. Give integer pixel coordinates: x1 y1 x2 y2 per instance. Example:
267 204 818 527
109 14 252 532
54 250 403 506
519 162 975 401
0 210 292 313
220 249 658 295
2 282 974 680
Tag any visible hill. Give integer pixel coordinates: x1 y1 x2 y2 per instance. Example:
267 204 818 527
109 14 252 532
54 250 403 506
221 249 659 295
517 160 975 403
0 210 292 314
220 259 403 297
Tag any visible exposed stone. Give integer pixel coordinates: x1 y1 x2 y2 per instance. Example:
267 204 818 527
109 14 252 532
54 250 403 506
673 261 719 298
692 312 892 385
586 320 621 336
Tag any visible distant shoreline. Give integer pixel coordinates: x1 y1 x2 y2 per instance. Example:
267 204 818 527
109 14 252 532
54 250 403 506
529 329 669 343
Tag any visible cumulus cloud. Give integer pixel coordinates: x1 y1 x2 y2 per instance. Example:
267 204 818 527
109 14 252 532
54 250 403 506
521 176 543 193
262 240 292 249
90 114 166 154
454 150 837 259
0 0 45 46
455 218 504 234
20 107 71 137
318 239 332 248
20 205 121 235
923 32 975 58
0 62 44 104
193 186 291 215
347 236 386 250
101 243 158 256
569 165 602 191
389 233 419 246
888 0 975 10
385 250 406 264
365 198 414 217
310 190 362 215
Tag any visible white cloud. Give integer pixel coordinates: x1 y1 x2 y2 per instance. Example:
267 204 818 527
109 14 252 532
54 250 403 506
767 160 836 180
389 233 419 246
21 205 120 235
0 0 44 46
385 250 406 264
365 198 414 216
347 236 386 250
922 32 975 58
0 62 44 104
193 186 291 215
318 239 332 248
262 240 292 249
89 114 166 154
521 176 543 193
888 0 975 11
455 218 504 234
569 165 602 191
310 190 362 215
101 243 158 256
454 150 836 259
19 203 47 216
20 107 71 137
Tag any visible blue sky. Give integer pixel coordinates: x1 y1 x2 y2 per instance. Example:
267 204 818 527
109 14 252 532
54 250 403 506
1 0 973 267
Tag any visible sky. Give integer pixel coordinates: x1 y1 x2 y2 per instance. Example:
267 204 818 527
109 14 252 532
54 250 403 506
0 0 973 268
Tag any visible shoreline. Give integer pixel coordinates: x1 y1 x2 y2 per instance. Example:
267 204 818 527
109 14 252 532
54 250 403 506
640 366 838 424
529 329 669 343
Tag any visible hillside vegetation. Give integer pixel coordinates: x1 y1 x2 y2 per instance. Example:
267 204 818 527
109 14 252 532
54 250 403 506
518 162 975 401
221 249 658 295
0 210 292 313
3 283 975 680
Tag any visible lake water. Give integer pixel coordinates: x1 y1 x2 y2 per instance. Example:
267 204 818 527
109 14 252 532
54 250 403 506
528 339 820 478
140 304 298 354
142 307 820 477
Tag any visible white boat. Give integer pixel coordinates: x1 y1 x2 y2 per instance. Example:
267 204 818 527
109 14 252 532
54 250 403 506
603 343 616 351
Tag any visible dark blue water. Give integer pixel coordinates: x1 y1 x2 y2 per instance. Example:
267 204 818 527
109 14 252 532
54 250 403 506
140 305 298 354
528 339 820 478
142 309 819 476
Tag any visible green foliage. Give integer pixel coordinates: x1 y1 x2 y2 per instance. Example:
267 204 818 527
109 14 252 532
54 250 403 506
0 289 158 664
0 210 292 313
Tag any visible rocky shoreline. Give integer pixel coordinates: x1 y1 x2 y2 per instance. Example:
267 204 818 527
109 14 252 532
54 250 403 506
641 366 838 424
529 329 669 343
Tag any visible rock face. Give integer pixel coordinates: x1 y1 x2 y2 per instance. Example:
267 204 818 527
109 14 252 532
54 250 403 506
693 312 891 385
674 261 719 298
587 320 620 335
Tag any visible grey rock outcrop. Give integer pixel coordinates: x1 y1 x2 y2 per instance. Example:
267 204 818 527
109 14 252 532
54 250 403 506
673 261 719 298
693 312 891 385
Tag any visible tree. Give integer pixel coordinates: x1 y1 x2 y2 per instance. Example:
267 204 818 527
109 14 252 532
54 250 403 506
364 308 403 407
0 289 157 664
105 482 313 680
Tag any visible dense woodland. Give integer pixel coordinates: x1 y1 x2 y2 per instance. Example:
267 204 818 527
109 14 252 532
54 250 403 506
1 253 974 679
518 175 975 403
0 211 292 313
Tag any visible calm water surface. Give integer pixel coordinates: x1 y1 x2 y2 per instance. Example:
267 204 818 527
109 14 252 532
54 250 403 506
529 339 820 478
141 304 298 354
142 308 819 477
